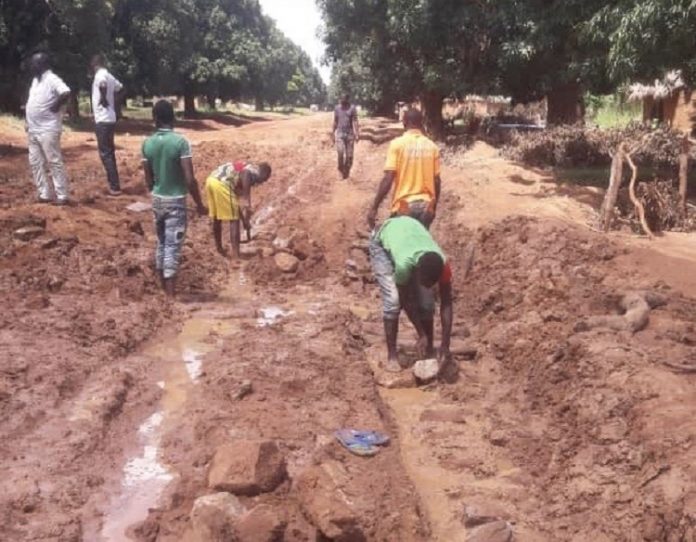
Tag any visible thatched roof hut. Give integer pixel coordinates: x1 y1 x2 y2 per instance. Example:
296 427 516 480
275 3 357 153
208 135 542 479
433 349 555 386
628 70 695 135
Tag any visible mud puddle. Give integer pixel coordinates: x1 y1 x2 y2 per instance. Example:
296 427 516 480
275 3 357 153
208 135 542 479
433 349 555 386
97 290 246 540
94 275 331 540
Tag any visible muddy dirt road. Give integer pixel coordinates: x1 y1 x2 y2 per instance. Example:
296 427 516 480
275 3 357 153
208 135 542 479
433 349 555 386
2 113 696 541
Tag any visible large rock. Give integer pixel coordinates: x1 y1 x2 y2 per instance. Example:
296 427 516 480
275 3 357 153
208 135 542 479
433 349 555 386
190 492 246 542
366 347 417 389
295 461 364 541
347 248 370 273
289 231 314 261
462 501 510 528
235 504 287 542
413 358 440 382
274 252 299 273
14 225 45 241
449 338 478 360
208 440 287 496
467 520 513 542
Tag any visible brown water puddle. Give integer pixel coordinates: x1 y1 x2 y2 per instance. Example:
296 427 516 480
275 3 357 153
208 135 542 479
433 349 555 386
96 277 255 541
95 269 327 540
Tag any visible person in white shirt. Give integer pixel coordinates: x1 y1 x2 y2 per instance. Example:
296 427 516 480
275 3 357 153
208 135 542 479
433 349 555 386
25 52 71 205
90 54 124 196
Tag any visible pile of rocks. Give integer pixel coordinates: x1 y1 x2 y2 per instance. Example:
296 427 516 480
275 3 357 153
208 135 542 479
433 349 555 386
191 440 367 541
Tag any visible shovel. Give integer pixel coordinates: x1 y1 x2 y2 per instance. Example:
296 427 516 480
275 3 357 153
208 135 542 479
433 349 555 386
240 213 252 244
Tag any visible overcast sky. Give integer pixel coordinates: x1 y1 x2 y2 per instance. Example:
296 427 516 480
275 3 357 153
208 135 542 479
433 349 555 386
259 0 331 84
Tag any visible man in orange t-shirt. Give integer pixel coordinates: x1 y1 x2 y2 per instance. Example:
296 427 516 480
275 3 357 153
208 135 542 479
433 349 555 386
367 108 441 229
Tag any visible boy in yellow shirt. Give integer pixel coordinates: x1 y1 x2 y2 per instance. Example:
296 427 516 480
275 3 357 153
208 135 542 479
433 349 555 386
367 108 441 229
205 161 272 259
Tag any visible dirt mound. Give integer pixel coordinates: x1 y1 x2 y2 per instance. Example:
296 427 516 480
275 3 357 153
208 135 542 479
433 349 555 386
442 216 696 539
245 227 328 284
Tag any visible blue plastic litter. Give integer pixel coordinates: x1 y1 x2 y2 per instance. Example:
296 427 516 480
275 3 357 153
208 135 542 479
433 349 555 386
334 429 390 456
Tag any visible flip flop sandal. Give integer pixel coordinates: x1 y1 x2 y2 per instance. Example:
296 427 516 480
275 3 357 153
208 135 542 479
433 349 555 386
334 429 390 456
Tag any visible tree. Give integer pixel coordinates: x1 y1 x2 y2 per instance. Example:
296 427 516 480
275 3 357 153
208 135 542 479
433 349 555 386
319 0 501 138
586 0 696 84
0 0 51 112
0 0 326 117
0 0 111 115
496 0 612 124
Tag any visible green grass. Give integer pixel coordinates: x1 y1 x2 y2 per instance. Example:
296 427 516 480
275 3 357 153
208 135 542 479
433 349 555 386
586 94 641 129
0 113 25 132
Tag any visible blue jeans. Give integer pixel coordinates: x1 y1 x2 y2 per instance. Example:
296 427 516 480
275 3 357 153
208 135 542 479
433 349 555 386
369 231 435 321
153 196 187 279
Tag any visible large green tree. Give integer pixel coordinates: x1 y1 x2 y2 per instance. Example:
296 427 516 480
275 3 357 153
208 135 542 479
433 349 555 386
496 0 612 124
319 0 502 137
0 0 111 114
586 0 696 83
0 0 326 116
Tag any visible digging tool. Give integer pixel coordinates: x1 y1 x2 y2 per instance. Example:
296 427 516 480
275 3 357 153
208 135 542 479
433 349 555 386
240 212 252 244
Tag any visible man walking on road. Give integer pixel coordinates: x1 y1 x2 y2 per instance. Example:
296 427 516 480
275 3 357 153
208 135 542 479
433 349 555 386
91 54 124 196
367 108 441 229
205 160 272 259
370 215 453 373
25 52 71 205
333 93 359 179
142 100 207 296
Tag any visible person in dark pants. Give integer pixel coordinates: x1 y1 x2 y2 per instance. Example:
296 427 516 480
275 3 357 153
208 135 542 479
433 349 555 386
332 93 360 179
91 54 124 196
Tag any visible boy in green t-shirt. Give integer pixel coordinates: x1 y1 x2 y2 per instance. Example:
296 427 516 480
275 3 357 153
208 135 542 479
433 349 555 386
369 216 454 372
141 100 206 296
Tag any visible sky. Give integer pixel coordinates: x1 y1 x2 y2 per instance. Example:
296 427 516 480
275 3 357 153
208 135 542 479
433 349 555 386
259 0 331 84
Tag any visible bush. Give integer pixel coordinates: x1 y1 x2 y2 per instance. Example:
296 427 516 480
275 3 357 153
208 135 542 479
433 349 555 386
503 122 691 169
502 124 606 167
617 180 696 233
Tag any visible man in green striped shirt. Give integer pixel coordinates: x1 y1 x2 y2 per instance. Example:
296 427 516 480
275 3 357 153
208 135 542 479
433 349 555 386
142 100 206 296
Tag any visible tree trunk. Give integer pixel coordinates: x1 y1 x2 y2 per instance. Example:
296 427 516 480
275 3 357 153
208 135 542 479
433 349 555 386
184 92 196 118
422 91 445 140
599 144 625 232
679 135 689 216
0 84 22 114
547 82 585 125
373 98 395 118
68 93 79 121
115 93 124 120
207 93 217 110
255 96 264 112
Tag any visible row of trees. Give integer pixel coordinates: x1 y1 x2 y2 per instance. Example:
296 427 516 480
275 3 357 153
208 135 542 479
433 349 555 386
0 0 327 116
319 0 696 137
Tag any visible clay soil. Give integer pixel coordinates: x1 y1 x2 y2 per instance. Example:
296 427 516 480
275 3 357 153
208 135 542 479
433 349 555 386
2 112 696 541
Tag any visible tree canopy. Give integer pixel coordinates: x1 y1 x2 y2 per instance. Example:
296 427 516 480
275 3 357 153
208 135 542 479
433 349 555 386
0 0 327 116
320 0 696 135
